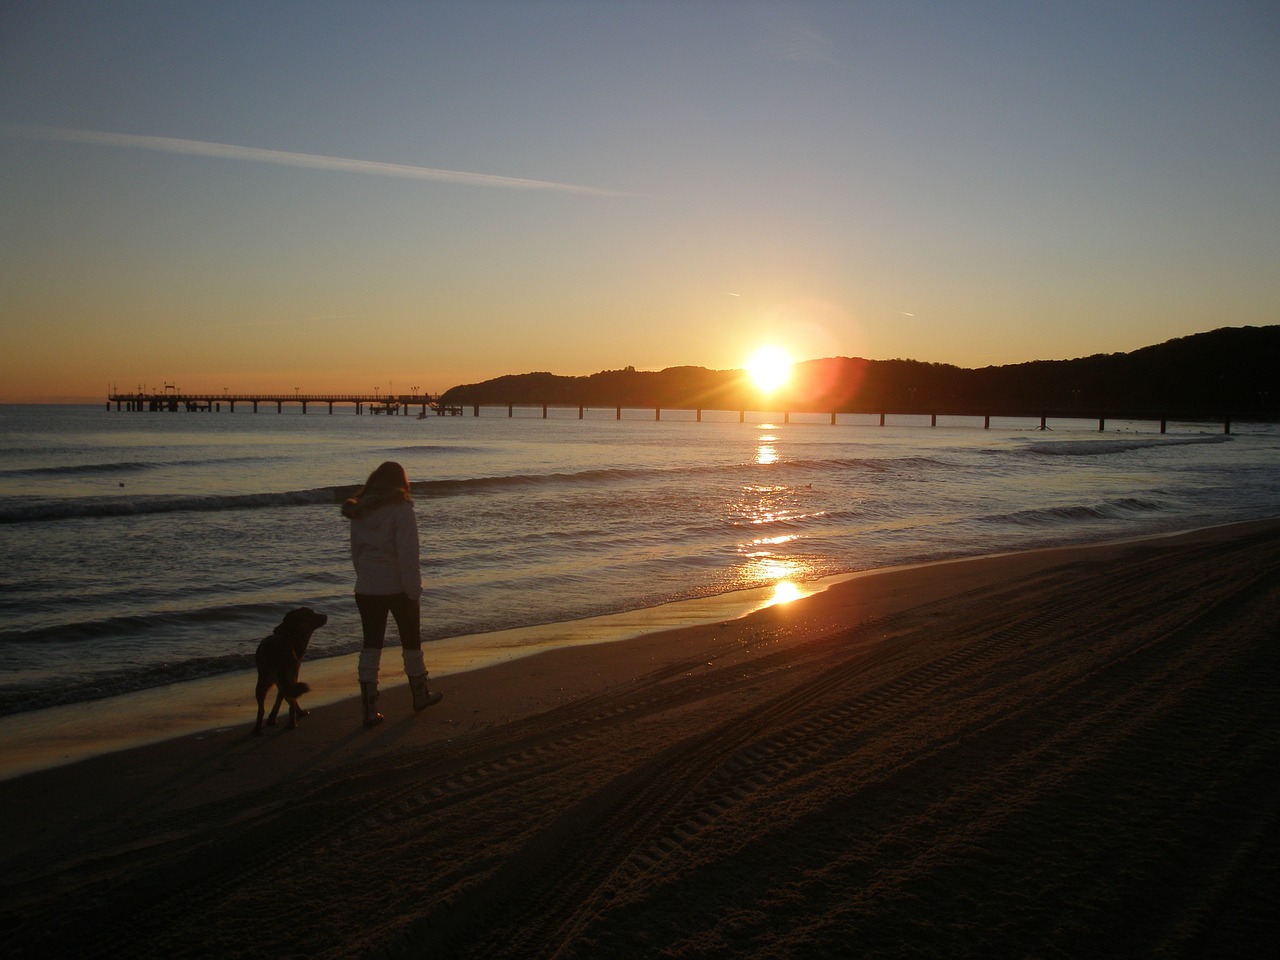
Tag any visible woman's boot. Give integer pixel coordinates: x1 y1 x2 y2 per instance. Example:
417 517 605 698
408 674 443 711
360 681 384 727
359 647 384 727
404 648 443 711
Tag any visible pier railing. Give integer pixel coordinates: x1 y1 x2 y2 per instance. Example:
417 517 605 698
107 391 457 415
107 391 1242 433
450 403 1238 434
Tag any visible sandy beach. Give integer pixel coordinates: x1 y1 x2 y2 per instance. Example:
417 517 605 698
2 519 1278 958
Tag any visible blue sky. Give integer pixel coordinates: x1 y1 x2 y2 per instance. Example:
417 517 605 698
2 1 1278 400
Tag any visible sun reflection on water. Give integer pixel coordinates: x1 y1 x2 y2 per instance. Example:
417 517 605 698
755 434 779 465
770 580 802 605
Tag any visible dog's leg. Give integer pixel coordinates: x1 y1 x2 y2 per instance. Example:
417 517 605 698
267 686 286 726
253 681 270 735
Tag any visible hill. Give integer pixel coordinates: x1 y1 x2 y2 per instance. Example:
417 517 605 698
440 326 1280 419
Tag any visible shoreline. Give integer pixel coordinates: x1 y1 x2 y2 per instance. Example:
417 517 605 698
0 574 834 782
0 523 1217 784
0 518 1271 784
4 516 1279 958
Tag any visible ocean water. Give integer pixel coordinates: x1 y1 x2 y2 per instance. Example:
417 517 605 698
1 403 1277 717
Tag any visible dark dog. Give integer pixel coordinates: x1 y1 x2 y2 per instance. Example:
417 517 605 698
253 607 328 735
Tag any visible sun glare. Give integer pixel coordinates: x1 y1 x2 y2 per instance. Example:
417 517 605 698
771 580 802 605
745 345 793 394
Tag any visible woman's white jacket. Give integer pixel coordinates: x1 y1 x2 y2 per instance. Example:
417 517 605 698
349 500 422 598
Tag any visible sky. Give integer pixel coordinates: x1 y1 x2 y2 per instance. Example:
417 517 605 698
2 1 1278 402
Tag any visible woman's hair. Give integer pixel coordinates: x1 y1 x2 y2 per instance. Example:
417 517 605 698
363 460 411 498
341 461 412 517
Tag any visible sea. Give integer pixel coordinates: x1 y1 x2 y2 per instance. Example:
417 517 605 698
2 403 1278 719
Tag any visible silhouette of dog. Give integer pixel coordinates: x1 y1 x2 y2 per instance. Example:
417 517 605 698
253 607 328 734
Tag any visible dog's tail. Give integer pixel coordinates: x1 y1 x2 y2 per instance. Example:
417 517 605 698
284 682 310 698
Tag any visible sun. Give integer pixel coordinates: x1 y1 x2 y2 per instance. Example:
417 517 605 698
745 345 793 393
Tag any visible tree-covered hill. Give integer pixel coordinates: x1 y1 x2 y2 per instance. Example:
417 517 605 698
440 325 1279 419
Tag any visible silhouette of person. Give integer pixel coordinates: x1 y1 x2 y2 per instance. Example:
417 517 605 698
341 460 442 726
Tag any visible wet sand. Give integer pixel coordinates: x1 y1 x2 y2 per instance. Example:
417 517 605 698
2 520 1278 958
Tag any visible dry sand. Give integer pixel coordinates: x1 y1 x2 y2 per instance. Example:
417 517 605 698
2 520 1278 959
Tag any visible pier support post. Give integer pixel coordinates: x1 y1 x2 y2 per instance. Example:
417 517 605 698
1160 418 1167 434
739 410 745 423
831 412 836 425
984 415 990 429
879 412 886 426
616 406 621 420
1099 417 1106 431
578 406 584 419
931 413 937 427
696 409 702 422
655 408 661 421
1039 415 1047 430
1224 416 1231 435
542 404 548 419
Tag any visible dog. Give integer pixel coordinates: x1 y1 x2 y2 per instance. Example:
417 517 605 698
253 607 328 735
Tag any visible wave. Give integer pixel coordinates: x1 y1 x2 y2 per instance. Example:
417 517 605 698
0 453 285 480
979 496 1166 527
0 598 350 715
0 460 160 479
3 456 916 523
0 652 263 717
385 444 486 455
0 599 298 648
410 468 645 496
1019 435 1232 458
0 487 345 524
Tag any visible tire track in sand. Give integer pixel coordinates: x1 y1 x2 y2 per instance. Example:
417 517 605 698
384 528 1280 959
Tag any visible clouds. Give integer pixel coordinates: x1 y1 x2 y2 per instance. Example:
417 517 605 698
0 124 627 197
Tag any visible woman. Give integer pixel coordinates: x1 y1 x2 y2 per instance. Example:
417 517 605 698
341 460 442 726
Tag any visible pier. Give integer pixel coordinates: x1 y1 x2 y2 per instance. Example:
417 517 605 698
107 390 1238 433
107 389 462 416
473 404 1235 434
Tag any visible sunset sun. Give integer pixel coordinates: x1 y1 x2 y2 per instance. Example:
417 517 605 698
745 345 793 393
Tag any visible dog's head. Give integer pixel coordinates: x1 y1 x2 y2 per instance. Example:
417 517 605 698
274 607 328 644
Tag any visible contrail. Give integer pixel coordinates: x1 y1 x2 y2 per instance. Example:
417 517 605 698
1 124 626 196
